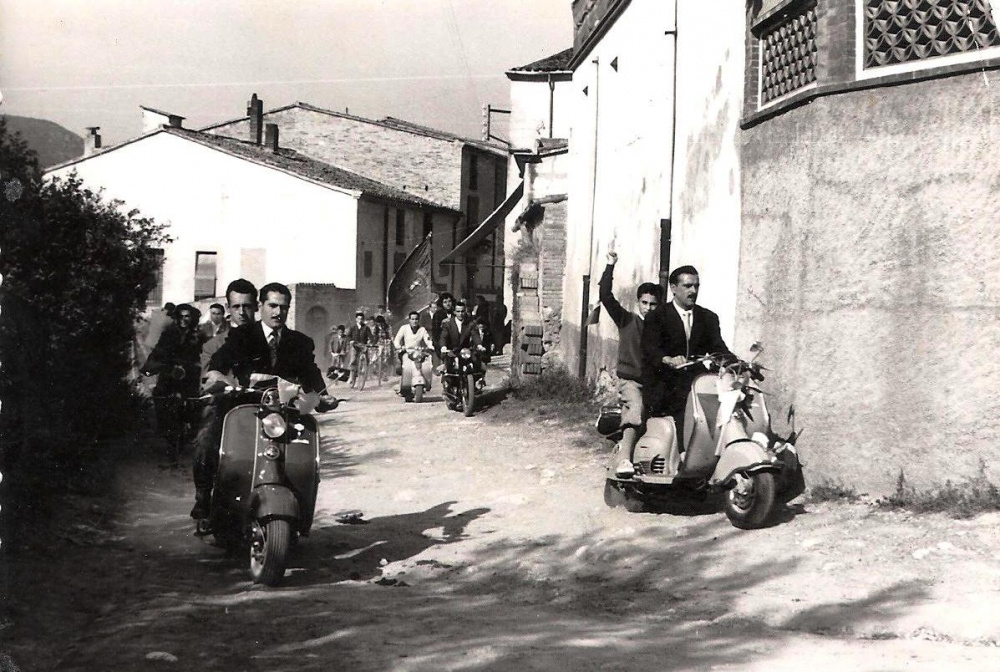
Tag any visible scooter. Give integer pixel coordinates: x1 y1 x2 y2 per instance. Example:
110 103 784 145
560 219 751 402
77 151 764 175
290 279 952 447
400 346 433 403
441 347 486 417
601 345 804 529
201 377 330 586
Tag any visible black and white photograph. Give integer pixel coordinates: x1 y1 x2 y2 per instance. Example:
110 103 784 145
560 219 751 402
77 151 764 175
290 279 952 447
1 1 999 670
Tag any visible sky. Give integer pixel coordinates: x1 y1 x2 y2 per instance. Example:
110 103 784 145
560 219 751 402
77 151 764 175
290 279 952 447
0 0 573 145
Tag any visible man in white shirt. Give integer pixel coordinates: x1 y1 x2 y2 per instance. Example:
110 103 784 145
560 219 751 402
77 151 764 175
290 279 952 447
394 311 433 400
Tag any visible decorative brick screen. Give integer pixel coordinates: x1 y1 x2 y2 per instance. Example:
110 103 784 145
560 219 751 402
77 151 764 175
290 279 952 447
759 1 819 104
863 0 1000 69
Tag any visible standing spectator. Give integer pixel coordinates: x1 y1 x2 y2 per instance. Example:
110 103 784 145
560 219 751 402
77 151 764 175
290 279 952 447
199 303 228 341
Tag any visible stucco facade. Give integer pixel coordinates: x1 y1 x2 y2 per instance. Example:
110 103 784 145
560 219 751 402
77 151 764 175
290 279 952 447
563 0 745 379
739 0 1000 493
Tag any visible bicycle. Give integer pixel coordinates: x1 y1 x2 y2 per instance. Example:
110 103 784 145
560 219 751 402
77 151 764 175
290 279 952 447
351 342 370 390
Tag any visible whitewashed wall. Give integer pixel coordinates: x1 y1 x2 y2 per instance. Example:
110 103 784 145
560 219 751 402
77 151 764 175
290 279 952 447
48 132 360 303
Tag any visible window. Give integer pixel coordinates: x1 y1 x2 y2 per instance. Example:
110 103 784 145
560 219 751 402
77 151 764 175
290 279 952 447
468 155 479 191
146 248 164 307
364 250 373 278
423 211 433 238
466 195 480 234
758 0 818 105
395 209 405 246
194 251 217 300
394 252 406 273
862 0 1000 70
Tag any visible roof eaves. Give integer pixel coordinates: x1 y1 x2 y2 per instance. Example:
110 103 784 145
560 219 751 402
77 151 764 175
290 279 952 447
44 128 167 174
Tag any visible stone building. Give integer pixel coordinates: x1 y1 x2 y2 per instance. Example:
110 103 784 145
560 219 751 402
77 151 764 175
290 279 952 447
203 98 509 301
737 0 1000 493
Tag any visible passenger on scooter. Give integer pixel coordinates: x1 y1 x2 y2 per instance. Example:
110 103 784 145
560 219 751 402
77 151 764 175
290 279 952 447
195 282 326 519
192 278 259 519
641 265 731 442
598 251 663 478
431 292 455 352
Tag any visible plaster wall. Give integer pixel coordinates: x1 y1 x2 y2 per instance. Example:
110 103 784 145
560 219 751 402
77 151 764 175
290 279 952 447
738 72 1000 494
47 132 359 304
507 76 574 150
563 0 744 378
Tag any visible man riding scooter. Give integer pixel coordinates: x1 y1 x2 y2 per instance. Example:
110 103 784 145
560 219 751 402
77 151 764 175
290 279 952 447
641 265 731 441
393 310 434 402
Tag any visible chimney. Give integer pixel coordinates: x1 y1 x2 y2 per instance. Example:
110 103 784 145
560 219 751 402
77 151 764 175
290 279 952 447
84 127 102 156
247 93 263 145
264 123 279 152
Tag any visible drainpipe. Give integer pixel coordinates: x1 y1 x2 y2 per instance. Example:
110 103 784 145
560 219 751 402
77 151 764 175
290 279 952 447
578 57 600 380
664 0 680 285
547 74 555 139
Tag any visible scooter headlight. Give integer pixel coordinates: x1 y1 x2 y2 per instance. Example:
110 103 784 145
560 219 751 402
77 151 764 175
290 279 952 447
460 348 472 359
261 413 287 439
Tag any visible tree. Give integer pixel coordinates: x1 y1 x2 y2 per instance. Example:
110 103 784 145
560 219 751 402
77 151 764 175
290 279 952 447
0 117 170 471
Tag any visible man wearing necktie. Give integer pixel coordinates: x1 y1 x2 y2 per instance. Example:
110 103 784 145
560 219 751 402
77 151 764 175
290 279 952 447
194 282 326 519
641 265 731 435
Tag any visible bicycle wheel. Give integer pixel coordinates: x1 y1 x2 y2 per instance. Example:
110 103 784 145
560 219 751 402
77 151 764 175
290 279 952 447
356 354 368 390
375 347 386 386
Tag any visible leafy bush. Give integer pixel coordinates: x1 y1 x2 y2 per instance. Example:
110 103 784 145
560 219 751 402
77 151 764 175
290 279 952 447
809 482 862 503
0 118 169 526
508 364 596 405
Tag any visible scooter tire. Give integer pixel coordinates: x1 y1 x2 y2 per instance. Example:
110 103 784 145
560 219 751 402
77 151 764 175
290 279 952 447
463 374 476 417
603 479 646 513
414 385 424 404
723 471 776 530
250 519 292 586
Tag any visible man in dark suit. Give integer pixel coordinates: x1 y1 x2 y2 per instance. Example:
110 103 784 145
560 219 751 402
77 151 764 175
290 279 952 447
438 300 485 408
191 282 325 519
641 266 731 426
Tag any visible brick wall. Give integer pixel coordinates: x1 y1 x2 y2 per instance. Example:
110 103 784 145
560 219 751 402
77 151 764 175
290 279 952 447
539 200 567 365
739 71 1000 495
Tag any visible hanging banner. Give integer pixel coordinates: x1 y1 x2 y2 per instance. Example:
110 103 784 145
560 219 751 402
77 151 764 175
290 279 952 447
386 232 434 329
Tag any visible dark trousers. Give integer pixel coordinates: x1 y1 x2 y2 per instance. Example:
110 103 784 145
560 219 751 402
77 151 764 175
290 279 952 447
192 397 235 501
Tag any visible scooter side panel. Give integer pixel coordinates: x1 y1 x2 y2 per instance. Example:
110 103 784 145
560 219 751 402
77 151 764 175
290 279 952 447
709 439 778 486
213 405 260 527
284 414 320 534
633 417 680 478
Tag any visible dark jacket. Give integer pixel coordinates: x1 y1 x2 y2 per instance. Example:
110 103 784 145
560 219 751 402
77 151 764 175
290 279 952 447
143 323 203 394
431 308 453 350
439 316 482 353
641 302 730 416
598 263 645 382
208 322 325 394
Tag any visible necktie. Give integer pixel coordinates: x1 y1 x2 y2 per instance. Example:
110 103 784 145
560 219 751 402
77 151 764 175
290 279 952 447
268 331 279 367
683 311 691 357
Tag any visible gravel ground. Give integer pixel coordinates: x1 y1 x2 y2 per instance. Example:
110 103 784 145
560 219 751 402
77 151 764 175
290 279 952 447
3 367 999 671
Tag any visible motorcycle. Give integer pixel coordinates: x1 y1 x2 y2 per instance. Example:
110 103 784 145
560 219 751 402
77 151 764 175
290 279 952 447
441 346 486 417
601 344 805 529
400 345 433 403
199 376 335 586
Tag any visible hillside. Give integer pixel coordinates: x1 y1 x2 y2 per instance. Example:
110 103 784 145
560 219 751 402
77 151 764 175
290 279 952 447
2 115 83 168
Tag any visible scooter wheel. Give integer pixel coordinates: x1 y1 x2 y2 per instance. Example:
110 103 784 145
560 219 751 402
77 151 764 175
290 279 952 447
249 519 292 586
413 385 424 404
723 471 776 529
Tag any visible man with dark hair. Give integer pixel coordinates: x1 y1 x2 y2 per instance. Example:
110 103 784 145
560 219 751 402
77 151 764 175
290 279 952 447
599 251 663 477
438 300 485 409
431 292 455 351
641 264 730 436
345 311 373 388
195 282 325 519
200 302 228 341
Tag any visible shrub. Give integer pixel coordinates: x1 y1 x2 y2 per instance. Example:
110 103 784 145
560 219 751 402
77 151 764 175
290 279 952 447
877 461 1000 519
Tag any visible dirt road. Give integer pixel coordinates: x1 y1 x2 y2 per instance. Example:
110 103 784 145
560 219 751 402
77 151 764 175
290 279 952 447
4 371 1000 671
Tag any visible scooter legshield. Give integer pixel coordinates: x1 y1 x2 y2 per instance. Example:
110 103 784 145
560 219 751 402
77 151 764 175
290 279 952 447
709 439 779 487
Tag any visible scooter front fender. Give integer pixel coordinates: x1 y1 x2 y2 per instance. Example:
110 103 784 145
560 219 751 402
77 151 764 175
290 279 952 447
250 484 300 522
709 439 780 488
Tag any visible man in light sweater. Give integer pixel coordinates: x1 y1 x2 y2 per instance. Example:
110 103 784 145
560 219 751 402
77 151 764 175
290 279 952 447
599 251 664 478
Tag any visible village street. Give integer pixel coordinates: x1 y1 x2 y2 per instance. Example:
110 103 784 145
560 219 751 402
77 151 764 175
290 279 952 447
5 367 1000 672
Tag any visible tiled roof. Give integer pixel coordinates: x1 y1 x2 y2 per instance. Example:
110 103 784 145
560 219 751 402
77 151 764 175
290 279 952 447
166 128 453 210
140 105 185 120
510 48 575 72
200 101 506 155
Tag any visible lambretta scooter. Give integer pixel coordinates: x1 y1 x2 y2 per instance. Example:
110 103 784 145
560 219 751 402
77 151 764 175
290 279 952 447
399 345 433 403
601 345 804 529
200 377 333 586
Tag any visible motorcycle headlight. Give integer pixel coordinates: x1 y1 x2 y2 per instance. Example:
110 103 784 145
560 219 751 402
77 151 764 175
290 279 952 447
460 348 472 359
261 413 287 439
